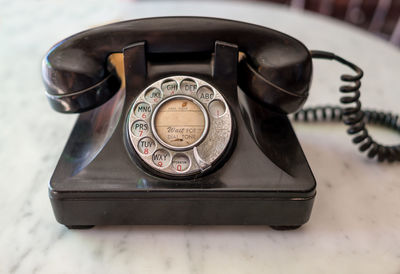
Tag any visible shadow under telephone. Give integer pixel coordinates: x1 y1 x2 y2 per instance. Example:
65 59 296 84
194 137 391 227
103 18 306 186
42 17 399 230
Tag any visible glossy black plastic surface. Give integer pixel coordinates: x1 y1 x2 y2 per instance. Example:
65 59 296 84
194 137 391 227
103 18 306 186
42 17 312 113
47 36 316 228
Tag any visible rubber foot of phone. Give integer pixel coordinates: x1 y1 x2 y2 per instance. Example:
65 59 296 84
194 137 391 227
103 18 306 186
270 225 302 231
66 225 95 230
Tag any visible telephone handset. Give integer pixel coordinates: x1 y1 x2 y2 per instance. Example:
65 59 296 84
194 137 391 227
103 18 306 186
42 17 311 114
43 17 399 229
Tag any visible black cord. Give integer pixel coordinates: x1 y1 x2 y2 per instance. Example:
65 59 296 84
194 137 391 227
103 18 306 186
293 50 400 162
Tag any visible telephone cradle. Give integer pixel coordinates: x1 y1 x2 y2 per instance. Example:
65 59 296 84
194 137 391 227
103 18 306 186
42 17 399 230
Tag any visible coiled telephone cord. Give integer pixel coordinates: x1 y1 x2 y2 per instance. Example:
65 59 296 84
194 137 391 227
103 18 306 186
293 50 400 162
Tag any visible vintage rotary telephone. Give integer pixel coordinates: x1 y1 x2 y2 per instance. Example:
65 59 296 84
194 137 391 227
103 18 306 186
42 17 399 229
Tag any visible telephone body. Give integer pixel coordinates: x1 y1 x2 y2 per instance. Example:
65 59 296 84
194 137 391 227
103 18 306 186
43 17 317 229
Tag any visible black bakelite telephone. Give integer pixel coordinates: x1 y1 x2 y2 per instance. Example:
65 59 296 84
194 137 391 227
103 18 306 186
42 17 399 229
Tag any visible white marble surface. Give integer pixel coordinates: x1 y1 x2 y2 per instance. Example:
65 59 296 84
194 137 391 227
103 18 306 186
1 1 400 273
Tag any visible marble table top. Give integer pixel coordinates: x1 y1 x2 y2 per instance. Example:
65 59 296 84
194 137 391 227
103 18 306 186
1 1 399 273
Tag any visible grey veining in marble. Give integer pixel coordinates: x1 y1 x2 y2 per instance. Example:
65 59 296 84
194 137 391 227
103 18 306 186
0 1 399 273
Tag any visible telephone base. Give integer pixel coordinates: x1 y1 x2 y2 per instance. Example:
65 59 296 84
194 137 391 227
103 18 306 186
49 105 316 228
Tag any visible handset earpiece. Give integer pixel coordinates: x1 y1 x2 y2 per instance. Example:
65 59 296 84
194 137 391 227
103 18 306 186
42 50 121 113
238 49 312 114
